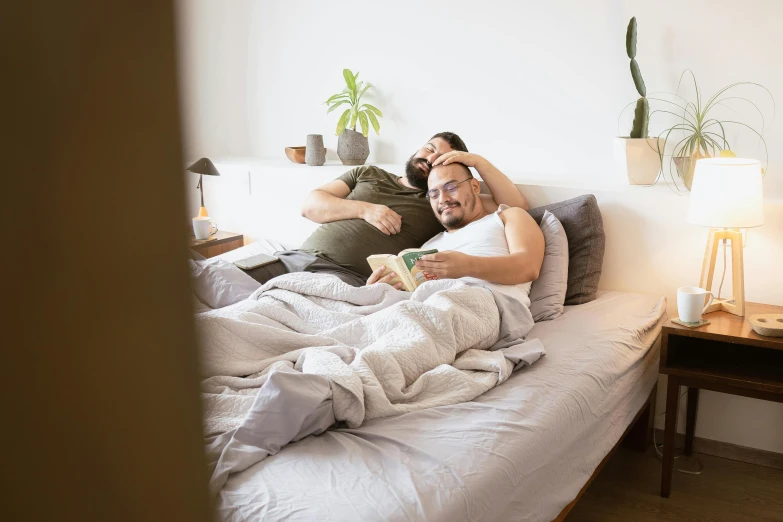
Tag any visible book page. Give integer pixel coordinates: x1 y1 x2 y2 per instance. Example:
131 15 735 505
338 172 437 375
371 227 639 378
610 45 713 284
366 255 410 290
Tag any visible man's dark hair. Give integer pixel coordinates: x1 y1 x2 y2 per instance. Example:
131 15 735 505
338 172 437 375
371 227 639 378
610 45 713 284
430 132 468 152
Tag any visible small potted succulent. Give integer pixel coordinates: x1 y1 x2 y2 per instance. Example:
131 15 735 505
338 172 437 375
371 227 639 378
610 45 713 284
325 68 384 165
615 17 664 185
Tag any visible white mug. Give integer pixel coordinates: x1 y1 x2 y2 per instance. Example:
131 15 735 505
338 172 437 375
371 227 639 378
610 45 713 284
677 286 714 323
193 217 218 240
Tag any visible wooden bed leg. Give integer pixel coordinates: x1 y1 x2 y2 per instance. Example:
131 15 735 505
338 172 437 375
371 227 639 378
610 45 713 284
623 383 657 452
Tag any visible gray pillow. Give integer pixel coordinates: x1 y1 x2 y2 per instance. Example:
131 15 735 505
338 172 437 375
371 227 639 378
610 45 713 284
529 210 569 321
189 259 261 309
527 195 605 305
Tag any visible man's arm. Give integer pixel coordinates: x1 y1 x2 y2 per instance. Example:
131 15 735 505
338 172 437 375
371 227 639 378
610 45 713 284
470 207 544 284
301 179 359 222
415 207 544 285
432 152 530 210
301 179 402 235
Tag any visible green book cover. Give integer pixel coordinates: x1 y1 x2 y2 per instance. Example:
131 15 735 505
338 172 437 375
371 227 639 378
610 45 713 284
401 249 437 271
401 249 437 287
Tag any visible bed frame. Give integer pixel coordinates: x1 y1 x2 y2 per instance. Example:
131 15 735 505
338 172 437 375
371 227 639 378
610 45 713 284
552 335 660 521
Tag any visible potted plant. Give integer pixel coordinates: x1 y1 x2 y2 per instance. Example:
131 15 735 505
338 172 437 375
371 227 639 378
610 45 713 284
615 17 664 186
652 70 772 190
325 68 384 165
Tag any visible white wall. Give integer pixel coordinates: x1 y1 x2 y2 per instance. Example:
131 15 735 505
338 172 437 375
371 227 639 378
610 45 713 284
176 0 783 452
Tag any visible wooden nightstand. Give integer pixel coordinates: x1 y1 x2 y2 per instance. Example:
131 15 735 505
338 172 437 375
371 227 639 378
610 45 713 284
659 302 783 498
189 231 244 259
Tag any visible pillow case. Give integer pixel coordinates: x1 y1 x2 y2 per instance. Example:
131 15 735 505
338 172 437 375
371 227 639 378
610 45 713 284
529 210 569 321
189 259 261 309
527 194 605 305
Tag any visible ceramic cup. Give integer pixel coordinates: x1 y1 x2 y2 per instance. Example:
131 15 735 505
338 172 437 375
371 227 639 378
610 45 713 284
677 286 714 323
193 217 218 240
305 134 326 166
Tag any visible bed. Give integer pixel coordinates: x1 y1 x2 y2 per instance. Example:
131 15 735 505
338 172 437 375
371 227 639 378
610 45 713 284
209 281 667 522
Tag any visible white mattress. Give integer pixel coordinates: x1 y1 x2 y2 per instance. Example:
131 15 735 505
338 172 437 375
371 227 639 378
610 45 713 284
216 289 666 522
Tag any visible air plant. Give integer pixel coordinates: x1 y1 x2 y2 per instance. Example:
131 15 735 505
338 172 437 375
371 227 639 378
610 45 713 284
650 70 773 190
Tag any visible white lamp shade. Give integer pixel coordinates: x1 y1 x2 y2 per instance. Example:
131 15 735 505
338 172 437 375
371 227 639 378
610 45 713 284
687 158 764 228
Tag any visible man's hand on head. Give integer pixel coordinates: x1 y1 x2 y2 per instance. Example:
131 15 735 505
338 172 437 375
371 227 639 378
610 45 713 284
362 203 402 235
415 251 474 280
366 265 403 290
431 151 486 169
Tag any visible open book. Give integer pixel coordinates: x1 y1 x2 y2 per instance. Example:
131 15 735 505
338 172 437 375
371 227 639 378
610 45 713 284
366 249 438 292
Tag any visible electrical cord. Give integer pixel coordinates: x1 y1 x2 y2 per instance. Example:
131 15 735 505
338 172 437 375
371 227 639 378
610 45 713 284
652 389 704 475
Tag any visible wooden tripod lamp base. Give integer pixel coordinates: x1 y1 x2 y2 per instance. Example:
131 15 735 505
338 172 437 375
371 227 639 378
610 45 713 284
699 228 745 317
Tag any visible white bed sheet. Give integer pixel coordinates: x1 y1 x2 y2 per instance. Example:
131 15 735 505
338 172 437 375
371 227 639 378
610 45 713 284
215 289 666 522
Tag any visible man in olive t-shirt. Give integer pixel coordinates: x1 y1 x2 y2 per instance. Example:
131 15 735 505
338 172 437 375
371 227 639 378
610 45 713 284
242 131 529 286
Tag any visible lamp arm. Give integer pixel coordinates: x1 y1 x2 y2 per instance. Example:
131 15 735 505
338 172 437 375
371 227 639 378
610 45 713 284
197 174 204 207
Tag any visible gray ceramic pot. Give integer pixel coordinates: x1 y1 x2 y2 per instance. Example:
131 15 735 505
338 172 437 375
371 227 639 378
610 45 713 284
337 128 370 166
305 134 325 166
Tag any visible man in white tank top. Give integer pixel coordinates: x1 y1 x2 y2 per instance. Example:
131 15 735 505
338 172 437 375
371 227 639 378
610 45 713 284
368 159 545 306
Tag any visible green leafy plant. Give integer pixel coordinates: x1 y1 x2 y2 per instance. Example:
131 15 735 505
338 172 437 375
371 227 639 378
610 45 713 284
650 70 773 190
325 68 383 137
626 17 649 138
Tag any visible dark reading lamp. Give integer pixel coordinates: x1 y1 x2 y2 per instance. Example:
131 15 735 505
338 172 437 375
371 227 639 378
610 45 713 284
186 157 221 217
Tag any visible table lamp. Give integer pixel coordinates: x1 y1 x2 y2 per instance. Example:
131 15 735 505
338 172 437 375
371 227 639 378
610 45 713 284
186 157 221 217
687 158 764 317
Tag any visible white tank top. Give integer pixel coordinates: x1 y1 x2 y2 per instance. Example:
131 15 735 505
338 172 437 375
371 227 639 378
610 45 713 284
422 205 532 307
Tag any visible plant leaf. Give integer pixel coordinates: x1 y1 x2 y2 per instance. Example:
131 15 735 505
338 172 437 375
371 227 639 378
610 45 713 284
361 104 383 117
336 108 351 136
349 108 358 130
712 119 770 169
325 93 349 104
343 69 356 92
365 110 381 134
358 111 369 137
702 81 776 123
327 100 350 114
357 83 372 103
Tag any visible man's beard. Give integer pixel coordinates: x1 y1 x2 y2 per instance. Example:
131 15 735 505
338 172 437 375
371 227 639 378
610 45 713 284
438 192 476 229
405 154 430 190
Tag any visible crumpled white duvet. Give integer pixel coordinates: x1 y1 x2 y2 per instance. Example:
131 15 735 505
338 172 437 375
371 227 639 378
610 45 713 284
198 272 542 432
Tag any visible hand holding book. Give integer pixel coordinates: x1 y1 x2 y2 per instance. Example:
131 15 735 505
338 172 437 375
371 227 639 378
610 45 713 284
366 265 404 290
413 250 473 279
366 249 438 291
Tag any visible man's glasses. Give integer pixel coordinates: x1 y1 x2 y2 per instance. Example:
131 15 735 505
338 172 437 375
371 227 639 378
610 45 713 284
426 178 472 200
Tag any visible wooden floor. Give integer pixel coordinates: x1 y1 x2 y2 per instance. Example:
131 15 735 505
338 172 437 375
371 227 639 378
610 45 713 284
565 446 783 521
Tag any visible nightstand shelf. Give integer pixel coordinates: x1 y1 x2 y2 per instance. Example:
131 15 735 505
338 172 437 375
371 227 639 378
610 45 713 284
659 302 783 498
189 231 244 259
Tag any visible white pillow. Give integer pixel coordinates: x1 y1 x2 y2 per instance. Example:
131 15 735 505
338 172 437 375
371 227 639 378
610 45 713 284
529 210 569 321
189 259 261 309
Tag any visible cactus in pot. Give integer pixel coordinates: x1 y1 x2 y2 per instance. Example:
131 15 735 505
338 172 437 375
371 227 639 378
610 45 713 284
615 16 662 185
626 17 649 138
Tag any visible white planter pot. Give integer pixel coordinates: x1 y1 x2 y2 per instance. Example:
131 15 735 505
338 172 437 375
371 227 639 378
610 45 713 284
614 137 663 186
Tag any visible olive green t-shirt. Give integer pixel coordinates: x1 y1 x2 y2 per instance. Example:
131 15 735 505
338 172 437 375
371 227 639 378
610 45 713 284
299 166 444 277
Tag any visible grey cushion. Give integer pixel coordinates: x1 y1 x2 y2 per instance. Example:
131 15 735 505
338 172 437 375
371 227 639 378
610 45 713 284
529 210 569 321
527 195 605 305
189 259 261 309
